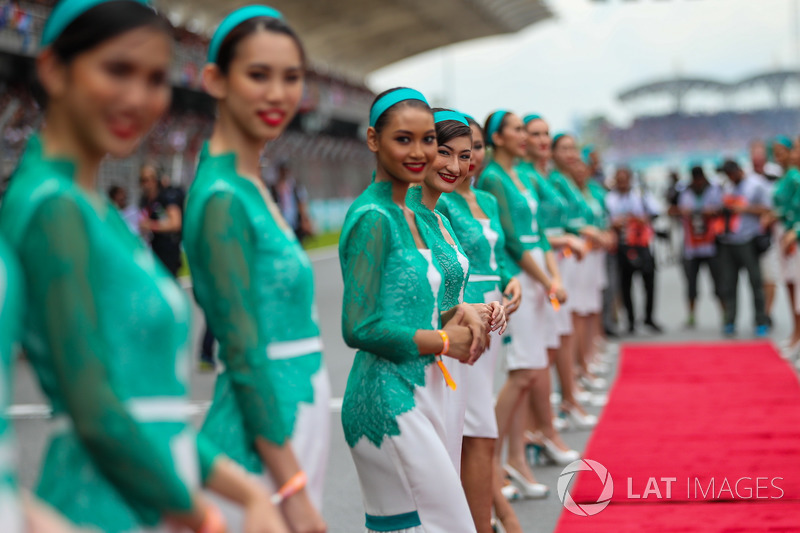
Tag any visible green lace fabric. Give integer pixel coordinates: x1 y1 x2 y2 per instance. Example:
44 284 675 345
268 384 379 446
184 144 323 472
0 135 214 531
475 159 550 276
519 161 569 236
339 181 443 448
548 168 593 234
437 189 512 304
0 238 22 528
406 186 468 309
774 167 800 233
585 180 609 229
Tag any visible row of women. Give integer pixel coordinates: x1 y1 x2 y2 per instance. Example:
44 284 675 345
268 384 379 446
0 1 615 532
339 92 614 532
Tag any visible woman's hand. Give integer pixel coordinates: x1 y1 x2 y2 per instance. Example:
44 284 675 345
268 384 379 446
442 321 476 363
782 230 797 255
485 301 508 335
243 492 290 533
568 235 587 260
502 278 522 315
282 490 326 533
443 304 487 363
549 278 568 304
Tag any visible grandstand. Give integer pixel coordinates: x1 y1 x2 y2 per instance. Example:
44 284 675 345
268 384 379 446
0 0 552 230
600 70 800 168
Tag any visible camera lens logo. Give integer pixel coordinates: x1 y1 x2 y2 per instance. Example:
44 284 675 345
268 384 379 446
557 459 614 516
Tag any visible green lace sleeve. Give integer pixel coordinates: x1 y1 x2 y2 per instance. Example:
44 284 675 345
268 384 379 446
479 174 525 264
197 432 221 483
18 196 194 517
198 192 288 445
341 209 420 363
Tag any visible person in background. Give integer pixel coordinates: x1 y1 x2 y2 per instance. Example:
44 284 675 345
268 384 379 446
583 145 605 186
717 160 771 337
678 166 723 328
605 167 662 334
270 160 313 242
108 185 140 235
139 163 183 276
752 140 782 323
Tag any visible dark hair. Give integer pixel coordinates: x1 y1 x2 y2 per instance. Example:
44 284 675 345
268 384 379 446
466 116 485 144
215 16 306 75
108 184 124 198
552 133 572 150
690 166 705 181
371 87 432 135
431 107 471 146
50 1 171 64
483 111 510 148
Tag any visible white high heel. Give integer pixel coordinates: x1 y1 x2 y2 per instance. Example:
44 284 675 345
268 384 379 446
534 433 581 465
580 375 608 391
500 484 521 502
560 405 598 430
504 464 549 499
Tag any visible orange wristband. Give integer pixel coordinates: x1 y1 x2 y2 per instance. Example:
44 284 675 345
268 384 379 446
549 292 561 311
436 329 450 356
271 470 307 506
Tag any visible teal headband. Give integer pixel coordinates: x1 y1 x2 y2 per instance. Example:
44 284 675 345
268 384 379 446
552 132 568 148
42 0 149 46
369 88 428 128
486 110 509 142
434 110 468 126
523 114 542 125
582 145 595 163
774 135 793 149
208 5 284 64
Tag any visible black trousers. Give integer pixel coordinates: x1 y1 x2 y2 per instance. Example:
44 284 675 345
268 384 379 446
683 254 722 303
717 238 768 327
618 246 655 327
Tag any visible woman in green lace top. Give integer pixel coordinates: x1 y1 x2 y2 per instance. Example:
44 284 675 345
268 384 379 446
182 7 327 533
407 109 507 475
0 2 286 532
772 137 800 351
436 117 522 533
340 88 487 533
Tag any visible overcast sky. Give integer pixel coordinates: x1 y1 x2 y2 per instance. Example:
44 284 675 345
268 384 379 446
367 0 799 133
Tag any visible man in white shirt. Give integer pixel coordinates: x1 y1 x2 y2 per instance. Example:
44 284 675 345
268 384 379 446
606 167 663 334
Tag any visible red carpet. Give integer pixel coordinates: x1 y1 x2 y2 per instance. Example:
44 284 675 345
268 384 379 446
555 341 800 532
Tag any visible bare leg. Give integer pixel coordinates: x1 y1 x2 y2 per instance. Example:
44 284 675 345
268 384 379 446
764 282 775 316
462 437 495 533
493 478 523 533
506 397 538 482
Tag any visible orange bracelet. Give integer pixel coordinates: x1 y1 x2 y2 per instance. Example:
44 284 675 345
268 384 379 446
271 470 308 506
436 329 450 356
549 292 561 311
198 503 226 533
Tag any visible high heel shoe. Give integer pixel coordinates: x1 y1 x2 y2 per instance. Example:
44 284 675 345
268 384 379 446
500 483 521 502
525 431 581 466
560 404 597 430
504 464 549 499
579 374 608 391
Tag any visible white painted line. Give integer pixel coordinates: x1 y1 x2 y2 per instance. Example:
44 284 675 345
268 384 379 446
8 397 344 420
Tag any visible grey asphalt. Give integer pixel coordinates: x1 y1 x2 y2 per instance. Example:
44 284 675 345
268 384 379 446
12 243 793 532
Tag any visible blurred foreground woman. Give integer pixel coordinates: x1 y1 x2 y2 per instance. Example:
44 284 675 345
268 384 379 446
183 5 329 532
0 1 286 531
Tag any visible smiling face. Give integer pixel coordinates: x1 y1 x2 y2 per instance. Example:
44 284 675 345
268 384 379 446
468 124 486 178
367 103 437 185
774 143 790 168
425 133 472 194
46 26 171 159
553 135 580 170
205 29 304 143
493 113 527 158
525 118 551 162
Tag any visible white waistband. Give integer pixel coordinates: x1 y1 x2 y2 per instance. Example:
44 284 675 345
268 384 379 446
469 274 501 283
544 228 566 237
520 235 541 244
51 397 190 432
267 337 324 360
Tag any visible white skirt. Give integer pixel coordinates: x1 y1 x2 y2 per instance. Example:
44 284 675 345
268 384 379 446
571 251 604 316
463 288 503 439
506 250 549 371
210 366 331 528
350 364 477 533
555 254 575 335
